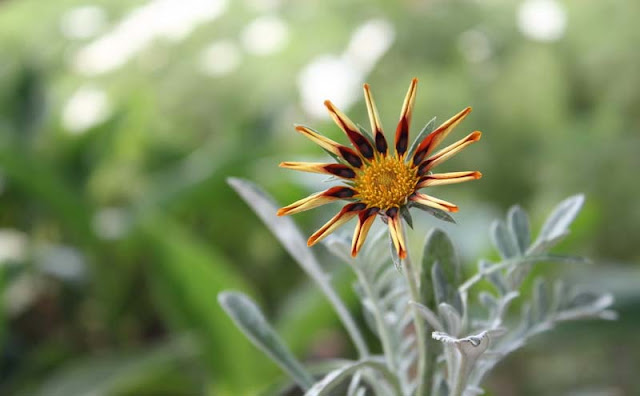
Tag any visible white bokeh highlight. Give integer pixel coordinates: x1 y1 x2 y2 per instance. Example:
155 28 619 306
298 19 395 119
62 85 111 134
241 15 289 56
73 0 228 75
517 0 567 42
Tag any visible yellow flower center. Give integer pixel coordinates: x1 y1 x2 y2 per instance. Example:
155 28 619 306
354 156 419 209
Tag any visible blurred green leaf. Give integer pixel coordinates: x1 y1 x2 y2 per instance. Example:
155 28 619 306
140 216 271 395
34 337 198 396
219 291 314 390
507 205 531 255
491 220 519 260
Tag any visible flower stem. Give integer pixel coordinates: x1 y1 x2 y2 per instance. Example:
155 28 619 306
403 253 428 396
353 266 398 372
450 353 469 396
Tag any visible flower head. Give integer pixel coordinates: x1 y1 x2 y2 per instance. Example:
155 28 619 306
278 79 482 259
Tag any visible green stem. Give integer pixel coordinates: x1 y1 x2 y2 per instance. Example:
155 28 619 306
450 352 469 396
353 266 398 372
403 253 428 396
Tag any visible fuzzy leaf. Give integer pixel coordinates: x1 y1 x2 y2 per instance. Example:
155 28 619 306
304 359 401 396
530 194 584 252
507 205 530 254
490 220 519 259
410 202 457 223
478 259 508 295
401 205 414 229
533 278 549 322
407 117 437 158
219 291 315 390
228 178 368 356
422 229 461 311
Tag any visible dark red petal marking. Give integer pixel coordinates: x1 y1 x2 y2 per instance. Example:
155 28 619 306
337 147 363 168
395 78 418 157
411 107 472 166
386 207 399 218
417 161 431 176
363 83 388 155
324 100 375 160
375 133 388 155
326 186 356 199
325 164 356 179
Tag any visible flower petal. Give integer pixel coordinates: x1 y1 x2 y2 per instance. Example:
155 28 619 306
280 161 356 179
411 107 472 166
363 83 388 155
418 131 482 175
351 207 379 257
410 193 459 213
277 187 356 216
395 78 418 158
386 207 407 259
295 125 363 168
307 203 366 246
324 100 375 160
417 171 482 188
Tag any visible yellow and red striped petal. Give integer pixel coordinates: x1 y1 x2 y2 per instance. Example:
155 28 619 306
279 161 357 179
410 193 459 213
395 78 418 158
307 203 366 246
277 186 356 216
351 207 379 257
324 100 375 160
386 207 407 259
295 125 363 168
418 131 482 175
363 84 388 155
411 107 472 166
417 171 482 189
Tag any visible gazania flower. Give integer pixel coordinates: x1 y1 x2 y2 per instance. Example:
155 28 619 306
277 78 481 259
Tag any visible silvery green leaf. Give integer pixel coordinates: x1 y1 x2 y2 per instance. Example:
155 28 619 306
507 205 530 254
533 278 549 322
409 301 445 332
422 228 460 310
322 234 352 263
490 220 519 259
527 231 569 254
550 280 566 313
432 330 490 361
435 377 450 396
407 117 437 158
389 234 402 271
227 178 368 356
529 194 584 253
465 385 486 396
555 292 616 321
409 202 457 223
520 303 533 331
432 261 463 314
218 291 315 390
478 260 508 295
478 291 498 315
304 359 401 396
401 205 414 229
438 302 462 336
567 289 614 311
356 123 374 141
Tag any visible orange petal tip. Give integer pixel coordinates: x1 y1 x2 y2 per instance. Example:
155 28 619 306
470 131 482 141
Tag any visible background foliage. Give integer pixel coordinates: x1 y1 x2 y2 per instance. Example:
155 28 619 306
0 0 638 395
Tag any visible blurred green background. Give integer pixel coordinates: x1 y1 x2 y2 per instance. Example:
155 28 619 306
0 0 638 395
